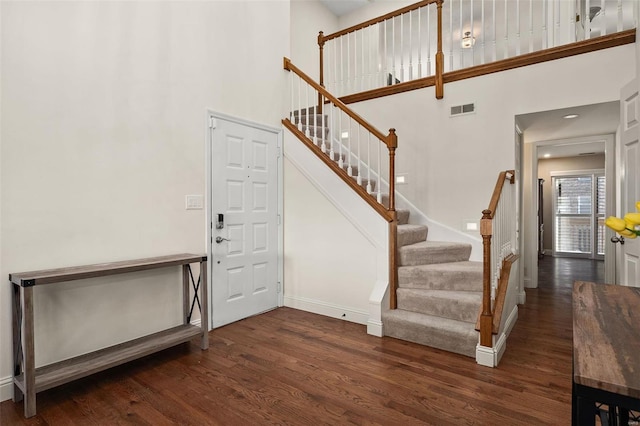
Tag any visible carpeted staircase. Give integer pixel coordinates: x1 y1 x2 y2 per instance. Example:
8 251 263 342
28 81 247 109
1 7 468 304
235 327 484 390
291 110 482 358
383 211 482 357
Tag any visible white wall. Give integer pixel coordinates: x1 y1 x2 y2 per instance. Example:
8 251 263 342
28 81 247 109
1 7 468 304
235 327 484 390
290 0 338 79
0 0 290 401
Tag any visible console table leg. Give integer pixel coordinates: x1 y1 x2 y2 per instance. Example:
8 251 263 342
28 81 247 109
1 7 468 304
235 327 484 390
11 284 24 403
200 260 209 350
182 265 190 325
22 286 36 418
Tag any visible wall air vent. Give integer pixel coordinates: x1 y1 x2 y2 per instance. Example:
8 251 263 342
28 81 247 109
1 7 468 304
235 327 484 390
450 103 475 117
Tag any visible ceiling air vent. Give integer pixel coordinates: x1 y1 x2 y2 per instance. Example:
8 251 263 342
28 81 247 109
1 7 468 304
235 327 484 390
450 103 475 117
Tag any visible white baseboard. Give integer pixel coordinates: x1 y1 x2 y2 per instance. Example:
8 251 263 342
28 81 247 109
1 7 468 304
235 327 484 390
475 305 518 367
518 290 527 305
1 375 13 402
284 296 369 326
367 319 383 337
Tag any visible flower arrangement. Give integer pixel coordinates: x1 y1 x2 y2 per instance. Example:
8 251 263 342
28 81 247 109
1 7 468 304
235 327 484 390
605 201 640 239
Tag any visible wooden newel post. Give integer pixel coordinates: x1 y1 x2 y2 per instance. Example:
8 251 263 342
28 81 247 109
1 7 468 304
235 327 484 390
388 128 398 310
480 209 493 347
318 31 325 114
435 0 444 99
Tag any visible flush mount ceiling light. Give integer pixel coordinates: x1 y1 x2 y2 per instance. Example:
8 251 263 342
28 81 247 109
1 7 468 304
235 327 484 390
461 32 475 49
544 153 551 158
563 113 579 119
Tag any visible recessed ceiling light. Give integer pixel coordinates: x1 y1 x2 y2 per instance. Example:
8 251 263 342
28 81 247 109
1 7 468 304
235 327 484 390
563 114 579 119
543 153 551 158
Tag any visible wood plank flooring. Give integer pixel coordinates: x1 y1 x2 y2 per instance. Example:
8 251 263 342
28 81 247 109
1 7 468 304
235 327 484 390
1 257 603 425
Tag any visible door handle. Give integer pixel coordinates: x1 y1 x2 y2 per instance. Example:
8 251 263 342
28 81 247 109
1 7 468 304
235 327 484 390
215 236 230 244
611 236 625 245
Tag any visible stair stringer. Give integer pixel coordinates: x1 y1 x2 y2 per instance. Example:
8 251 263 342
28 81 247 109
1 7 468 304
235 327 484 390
283 130 390 337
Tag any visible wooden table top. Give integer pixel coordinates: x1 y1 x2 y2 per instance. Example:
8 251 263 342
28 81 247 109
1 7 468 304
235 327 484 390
9 253 207 287
573 281 640 399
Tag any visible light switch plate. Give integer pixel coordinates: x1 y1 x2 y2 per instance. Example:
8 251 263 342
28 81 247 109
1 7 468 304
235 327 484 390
185 195 203 210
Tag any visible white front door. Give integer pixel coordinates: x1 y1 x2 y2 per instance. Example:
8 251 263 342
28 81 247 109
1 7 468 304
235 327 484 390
210 115 280 327
617 80 640 287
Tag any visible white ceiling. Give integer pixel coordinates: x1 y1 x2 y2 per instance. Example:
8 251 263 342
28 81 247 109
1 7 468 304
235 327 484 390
320 0 372 17
516 102 619 159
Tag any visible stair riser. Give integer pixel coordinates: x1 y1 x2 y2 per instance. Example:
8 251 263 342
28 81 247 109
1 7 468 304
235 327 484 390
293 115 328 126
396 210 410 225
399 245 471 266
398 269 482 292
397 227 428 247
396 290 481 323
383 314 476 358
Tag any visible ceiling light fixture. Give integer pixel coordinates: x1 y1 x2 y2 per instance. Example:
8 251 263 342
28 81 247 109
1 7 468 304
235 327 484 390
461 32 475 49
563 114 579 119
544 153 551 158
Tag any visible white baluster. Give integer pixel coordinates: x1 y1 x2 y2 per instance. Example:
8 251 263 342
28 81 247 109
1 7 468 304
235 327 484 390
418 7 423 78
305 85 311 139
617 0 623 32
347 120 353 176
347 33 351 93
356 125 362 185
383 20 388 87
492 0 497 61
542 0 547 50
426 6 431 75
297 76 302 132
333 39 341 95
459 0 464 68
368 26 373 91
516 0 521 55
320 95 326 153
481 0 486 64
529 0 534 51
366 133 372 194
409 11 413 81
555 0 561 47
361 28 365 91
376 138 382 203
449 0 454 71
354 31 358 92
334 109 340 164
339 37 344 96
585 0 591 40
471 0 475 66
600 0 606 36
400 14 405 81
392 17 396 84
290 71 294 123
504 0 509 59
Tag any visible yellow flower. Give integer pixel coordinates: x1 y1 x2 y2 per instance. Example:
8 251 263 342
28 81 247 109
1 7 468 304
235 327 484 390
624 213 640 227
605 216 627 232
620 228 638 239
637 201 640 212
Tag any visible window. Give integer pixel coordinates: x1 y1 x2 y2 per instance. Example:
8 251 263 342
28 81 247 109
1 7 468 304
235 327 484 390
552 171 605 259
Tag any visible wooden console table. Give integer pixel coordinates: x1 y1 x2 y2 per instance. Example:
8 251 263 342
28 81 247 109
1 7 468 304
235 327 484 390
10 253 208 418
572 281 640 425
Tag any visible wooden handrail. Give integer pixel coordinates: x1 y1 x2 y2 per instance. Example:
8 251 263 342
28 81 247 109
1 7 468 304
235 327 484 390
284 57 394 149
319 0 438 42
479 170 516 348
486 170 515 219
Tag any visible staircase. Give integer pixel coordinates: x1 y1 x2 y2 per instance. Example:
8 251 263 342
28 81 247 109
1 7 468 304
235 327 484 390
291 109 482 358
384 210 482 357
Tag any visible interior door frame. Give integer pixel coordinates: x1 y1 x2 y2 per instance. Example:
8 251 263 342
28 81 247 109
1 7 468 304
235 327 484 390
527 133 616 288
205 110 284 330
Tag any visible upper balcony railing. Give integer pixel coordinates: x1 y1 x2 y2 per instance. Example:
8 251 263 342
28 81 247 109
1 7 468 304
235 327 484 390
319 0 637 101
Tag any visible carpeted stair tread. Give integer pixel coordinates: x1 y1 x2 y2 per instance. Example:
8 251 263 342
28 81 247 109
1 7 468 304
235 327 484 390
293 114 328 126
396 209 410 225
396 288 481 323
383 309 477 357
399 241 472 266
397 224 428 247
398 261 482 291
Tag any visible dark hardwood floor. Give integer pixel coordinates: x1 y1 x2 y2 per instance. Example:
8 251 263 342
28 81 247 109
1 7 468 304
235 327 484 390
1 256 603 425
